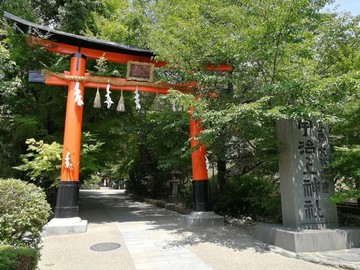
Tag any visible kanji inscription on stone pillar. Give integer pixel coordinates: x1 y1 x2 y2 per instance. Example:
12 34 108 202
277 119 338 229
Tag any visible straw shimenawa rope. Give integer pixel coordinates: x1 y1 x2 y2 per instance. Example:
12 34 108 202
41 70 194 91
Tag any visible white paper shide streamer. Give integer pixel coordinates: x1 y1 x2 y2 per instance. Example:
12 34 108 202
104 84 114 109
205 155 210 170
134 85 141 111
116 90 125 112
74 81 84 106
64 151 72 169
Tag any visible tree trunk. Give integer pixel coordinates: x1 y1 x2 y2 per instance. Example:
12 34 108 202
217 159 227 194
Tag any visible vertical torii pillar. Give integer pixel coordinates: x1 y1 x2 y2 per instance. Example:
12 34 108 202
43 53 88 235
184 107 224 226
55 53 86 218
189 109 211 211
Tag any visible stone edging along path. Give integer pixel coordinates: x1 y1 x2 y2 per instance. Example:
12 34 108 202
130 194 192 215
130 194 256 230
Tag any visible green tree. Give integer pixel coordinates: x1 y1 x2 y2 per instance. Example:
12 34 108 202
13 139 62 186
147 0 360 209
328 88 360 204
14 134 104 191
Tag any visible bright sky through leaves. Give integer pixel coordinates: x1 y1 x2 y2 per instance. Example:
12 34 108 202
325 0 360 15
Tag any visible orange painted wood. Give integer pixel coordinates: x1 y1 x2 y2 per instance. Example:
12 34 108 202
189 107 208 181
60 54 86 181
206 64 233 72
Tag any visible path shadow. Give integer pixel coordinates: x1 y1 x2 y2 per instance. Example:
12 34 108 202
79 190 266 253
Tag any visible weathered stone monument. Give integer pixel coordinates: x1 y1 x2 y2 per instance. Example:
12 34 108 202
277 119 338 229
255 119 360 252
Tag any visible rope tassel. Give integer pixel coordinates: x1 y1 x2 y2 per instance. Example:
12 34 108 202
116 90 125 112
93 87 101 108
153 92 161 111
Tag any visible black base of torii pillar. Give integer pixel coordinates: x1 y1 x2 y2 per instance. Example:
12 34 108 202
55 181 80 218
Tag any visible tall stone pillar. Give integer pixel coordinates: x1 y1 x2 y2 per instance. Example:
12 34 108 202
277 119 338 229
254 119 360 253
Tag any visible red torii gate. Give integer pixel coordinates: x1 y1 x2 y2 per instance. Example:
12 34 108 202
5 12 231 222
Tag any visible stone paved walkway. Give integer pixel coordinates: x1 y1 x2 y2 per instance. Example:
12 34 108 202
119 222 211 270
38 189 360 270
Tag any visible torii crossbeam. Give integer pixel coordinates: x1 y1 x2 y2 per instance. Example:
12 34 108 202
4 12 231 230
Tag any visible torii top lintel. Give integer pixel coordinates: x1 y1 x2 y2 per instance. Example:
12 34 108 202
3 12 232 72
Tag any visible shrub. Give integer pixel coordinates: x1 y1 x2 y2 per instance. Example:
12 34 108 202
0 245 38 270
210 174 281 222
80 174 101 190
0 179 51 248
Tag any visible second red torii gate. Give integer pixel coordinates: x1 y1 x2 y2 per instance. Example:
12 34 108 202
5 12 232 220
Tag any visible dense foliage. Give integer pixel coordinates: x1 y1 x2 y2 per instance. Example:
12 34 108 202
148 0 360 206
0 179 51 248
0 245 38 270
0 0 359 220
